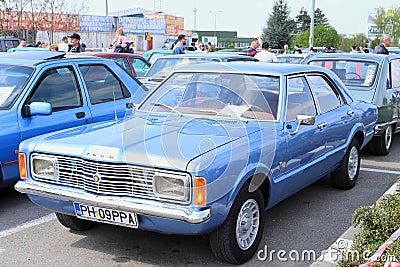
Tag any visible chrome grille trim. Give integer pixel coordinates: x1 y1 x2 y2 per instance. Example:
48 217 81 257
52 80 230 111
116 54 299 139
30 153 191 203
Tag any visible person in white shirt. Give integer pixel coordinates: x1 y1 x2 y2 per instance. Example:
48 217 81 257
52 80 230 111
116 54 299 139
255 41 276 62
58 36 68 52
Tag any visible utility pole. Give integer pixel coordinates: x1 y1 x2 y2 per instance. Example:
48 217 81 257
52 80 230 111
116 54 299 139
193 8 197 32
309 0 315 48
105 0 108 16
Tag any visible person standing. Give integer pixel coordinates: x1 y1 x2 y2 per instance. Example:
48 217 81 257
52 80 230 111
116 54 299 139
293 44 302 54
58 36 68 52
114 29 130 53
283 44 291 54
17 38 27 48
373 34 391 55
172 34 186 54
67 33 85 52
247 38 259 57
254 41 276 62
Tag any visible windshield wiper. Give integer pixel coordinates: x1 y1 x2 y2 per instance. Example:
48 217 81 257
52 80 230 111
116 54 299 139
150 102 182 116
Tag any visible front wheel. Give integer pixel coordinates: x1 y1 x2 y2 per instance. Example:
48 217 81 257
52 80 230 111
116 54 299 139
330 139 360 190
372 125 393 156
209 183 265 264
56 212 97 231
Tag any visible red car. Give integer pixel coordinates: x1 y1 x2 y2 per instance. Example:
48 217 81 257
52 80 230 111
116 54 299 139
81 52 151 77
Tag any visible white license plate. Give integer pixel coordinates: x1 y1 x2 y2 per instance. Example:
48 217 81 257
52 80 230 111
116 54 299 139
74 203 138 228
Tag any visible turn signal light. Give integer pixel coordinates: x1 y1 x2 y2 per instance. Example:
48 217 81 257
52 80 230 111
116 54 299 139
194 177 206 207
19 153 27 179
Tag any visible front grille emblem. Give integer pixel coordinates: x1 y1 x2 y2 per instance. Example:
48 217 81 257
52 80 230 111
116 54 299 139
93 173 101 183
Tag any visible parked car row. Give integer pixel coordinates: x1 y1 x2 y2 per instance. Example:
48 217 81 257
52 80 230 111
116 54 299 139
1 49 396 264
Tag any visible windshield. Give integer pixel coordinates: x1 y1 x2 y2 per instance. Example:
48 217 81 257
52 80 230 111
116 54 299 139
308 60 378 89
139 72 280 121
0 64 34 109
145 57 220 78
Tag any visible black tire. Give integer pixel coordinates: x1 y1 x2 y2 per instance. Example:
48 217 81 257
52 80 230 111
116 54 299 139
372 125 393 156
330 139 360 190
56 212 97 231
209 183 265 264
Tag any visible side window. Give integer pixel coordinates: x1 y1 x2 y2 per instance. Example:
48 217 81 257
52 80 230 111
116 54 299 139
285 76 317 122
131 58 150 76
111 58 132 76
390 59 400 88
307 75 342 113
79 65 131 105
29 67 82 112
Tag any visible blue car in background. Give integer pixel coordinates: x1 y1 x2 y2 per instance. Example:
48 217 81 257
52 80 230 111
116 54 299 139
15 62 377 264
0 51 148 188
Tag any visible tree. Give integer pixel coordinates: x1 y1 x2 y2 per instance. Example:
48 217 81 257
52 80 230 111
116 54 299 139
337 34 368 52
291 24 340 48
294 7 328 34
261 0 296 49
295 7 310 33
314 8 329 25
375 7 400 46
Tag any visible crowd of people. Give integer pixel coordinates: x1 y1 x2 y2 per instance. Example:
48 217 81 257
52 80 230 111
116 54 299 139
16 32 86 53
14 31 394 58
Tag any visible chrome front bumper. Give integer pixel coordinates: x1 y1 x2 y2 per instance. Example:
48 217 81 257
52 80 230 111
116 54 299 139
15 181 211 224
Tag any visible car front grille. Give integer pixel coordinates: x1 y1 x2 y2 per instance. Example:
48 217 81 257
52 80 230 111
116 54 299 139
31 154 188 201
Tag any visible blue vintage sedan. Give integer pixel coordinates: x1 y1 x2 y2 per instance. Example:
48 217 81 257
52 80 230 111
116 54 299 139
0 51 148 188
15 62 377 264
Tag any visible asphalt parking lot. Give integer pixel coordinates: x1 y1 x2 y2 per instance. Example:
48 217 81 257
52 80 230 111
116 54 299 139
0 135 399 267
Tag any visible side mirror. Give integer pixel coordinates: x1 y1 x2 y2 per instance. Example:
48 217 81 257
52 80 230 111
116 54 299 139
23 102 52 117
290 115 315 135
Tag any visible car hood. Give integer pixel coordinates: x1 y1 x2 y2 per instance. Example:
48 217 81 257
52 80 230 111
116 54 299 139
31 113 263 170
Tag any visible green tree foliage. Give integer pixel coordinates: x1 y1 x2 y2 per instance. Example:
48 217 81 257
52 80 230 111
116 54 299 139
261 0 296 49
375 7 400 46
294 7 328 34
292 24 340 48
295 7 310 33
314 8 329 25
337 34 368 52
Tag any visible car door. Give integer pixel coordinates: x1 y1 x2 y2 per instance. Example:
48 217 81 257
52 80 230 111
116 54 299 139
306 74 354 165
19 65 92 142
78 64 132 122
389 58 400 130
282 75 324 194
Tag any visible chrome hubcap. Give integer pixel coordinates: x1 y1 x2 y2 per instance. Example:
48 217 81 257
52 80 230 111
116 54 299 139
348 146 359 180
236 199 260 250
385 126 392 151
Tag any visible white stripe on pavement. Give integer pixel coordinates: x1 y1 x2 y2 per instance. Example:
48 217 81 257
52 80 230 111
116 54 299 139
360 167 400 175
0 213 56 239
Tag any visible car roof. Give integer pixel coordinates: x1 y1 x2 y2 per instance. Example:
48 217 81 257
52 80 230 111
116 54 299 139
0 51 119 66
0 51 66 62
304 52 400 62
79 52 145 58
155 53 257 60
172 61 329 76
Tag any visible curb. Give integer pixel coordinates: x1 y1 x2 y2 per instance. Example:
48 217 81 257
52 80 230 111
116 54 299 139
310 179 400 267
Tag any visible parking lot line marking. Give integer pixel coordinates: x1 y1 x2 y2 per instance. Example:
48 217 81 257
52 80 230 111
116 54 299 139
360 167 400 175
0 213 56 239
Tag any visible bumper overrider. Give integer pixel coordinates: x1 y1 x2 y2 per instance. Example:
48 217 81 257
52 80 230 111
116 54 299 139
374 121 395 135
15 180 211 224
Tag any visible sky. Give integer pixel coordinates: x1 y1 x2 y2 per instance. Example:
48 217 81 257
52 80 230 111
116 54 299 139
87 0 400 37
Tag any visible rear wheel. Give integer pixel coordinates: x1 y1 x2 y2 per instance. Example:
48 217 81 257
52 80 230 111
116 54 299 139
372 125 393 156
56 212 97 231
331 139 360 190
209 183 265 264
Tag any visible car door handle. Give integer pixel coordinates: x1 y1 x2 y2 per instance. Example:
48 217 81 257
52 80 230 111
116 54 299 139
318 123 327 129
76 112 86 119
